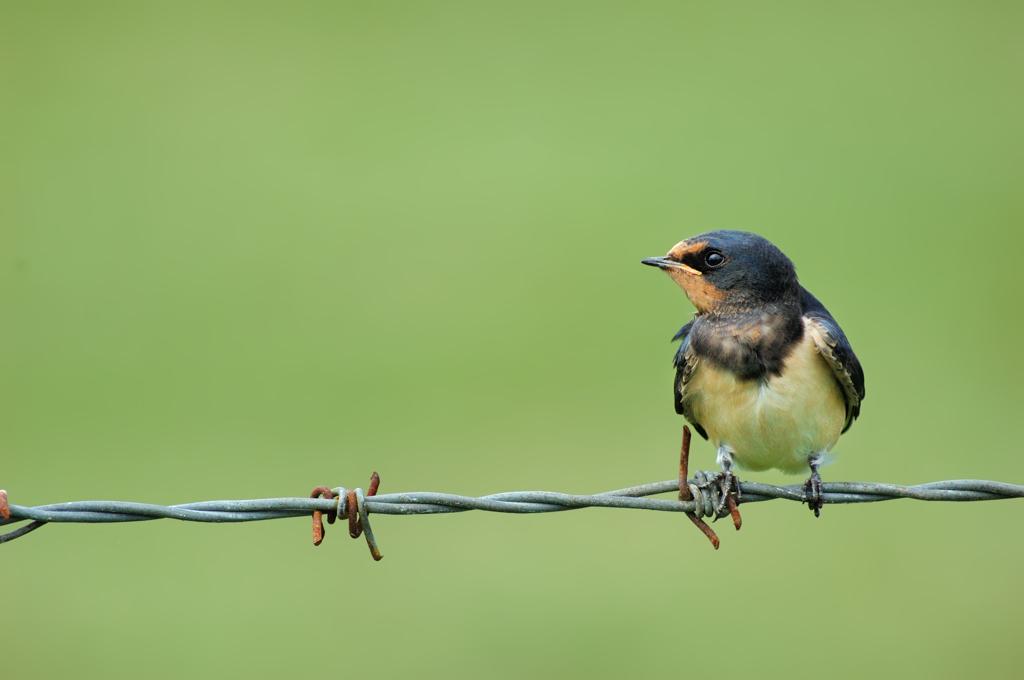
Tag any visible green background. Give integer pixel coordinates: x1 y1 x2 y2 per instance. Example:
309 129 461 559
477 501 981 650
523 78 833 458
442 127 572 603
2 1 1022 677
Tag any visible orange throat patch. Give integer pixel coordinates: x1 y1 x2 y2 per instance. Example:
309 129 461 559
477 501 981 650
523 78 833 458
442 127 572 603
666 268 725 314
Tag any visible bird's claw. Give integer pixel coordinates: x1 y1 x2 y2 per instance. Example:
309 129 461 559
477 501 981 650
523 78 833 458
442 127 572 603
804 470 824 517
714 471 733 518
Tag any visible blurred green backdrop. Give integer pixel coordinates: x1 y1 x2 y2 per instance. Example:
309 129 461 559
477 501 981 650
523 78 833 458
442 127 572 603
2 1 1022 677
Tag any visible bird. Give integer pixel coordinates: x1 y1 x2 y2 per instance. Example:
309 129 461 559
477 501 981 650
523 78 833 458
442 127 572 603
641 230 865 516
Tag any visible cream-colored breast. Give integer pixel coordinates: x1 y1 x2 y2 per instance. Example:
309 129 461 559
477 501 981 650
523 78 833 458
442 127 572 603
686 330 847 474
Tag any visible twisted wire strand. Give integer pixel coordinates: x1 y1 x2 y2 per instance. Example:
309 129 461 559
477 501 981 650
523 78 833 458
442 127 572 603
2 478 1022 546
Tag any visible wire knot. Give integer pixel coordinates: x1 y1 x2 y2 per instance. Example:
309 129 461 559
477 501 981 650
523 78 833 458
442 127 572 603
690 471 723 519
308 473 382 560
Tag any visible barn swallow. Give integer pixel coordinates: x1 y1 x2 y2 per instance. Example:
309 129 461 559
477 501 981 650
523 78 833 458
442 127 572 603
642 230 865 516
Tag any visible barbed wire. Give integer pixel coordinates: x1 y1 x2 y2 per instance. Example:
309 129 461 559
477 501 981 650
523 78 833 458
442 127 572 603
3 476 1023 557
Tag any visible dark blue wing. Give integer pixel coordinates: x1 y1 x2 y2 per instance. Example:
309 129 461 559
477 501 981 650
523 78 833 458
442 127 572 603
672 321 708 440
800 288 865 433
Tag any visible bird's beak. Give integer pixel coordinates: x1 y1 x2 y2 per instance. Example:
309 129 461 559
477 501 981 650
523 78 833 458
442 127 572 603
640 256 702 276
641 256 671 269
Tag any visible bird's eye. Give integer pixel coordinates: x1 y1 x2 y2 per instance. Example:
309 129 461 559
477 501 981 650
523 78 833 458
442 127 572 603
704 251 725 268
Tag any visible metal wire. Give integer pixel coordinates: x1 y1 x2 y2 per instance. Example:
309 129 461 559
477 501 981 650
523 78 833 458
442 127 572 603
3 477 1023 551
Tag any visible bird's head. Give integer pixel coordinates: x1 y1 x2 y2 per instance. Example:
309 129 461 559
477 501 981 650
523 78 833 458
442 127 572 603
641 230 798 314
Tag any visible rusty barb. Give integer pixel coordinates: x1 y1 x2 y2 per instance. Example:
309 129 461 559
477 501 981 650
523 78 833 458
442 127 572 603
678 426 743 550
310 472 383 561
5 452 1024 555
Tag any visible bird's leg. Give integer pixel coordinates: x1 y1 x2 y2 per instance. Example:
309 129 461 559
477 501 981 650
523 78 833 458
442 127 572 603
804 456 825 517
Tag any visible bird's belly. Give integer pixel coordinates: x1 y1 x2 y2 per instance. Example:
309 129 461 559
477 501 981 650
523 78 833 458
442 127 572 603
687 335 846 474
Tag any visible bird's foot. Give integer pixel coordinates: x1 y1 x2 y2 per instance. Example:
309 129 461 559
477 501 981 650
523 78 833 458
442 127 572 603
804 470 824 517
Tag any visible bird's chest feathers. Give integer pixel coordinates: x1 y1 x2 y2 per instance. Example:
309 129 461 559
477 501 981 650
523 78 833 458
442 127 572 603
686 324 846 473
689 308 803 381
